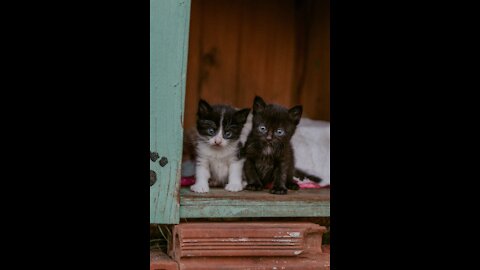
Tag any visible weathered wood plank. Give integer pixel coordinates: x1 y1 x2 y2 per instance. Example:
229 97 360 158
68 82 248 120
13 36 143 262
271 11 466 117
180 204 330 218
184 0 317 129
236 0 297 108
180 188 330 201
150 0 191 224
179 188 330 218
196 0 243 105
298 0 330 121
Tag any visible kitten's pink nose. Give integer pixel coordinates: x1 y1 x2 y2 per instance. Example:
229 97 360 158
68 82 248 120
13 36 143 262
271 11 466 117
266 134 272 141
214 138 222 145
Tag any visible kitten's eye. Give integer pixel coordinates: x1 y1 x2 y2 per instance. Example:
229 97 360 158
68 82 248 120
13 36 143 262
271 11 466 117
207 128 215 135
258 125 267 133
275 129 285 136
224 131 232 139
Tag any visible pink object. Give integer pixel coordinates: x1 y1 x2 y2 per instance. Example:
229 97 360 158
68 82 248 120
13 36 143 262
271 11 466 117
294 178 330 189
294 178 323 189
181 176 196 187
265 178 326 189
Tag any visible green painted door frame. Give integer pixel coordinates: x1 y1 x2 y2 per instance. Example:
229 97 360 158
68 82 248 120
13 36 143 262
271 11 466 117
150 0 191 224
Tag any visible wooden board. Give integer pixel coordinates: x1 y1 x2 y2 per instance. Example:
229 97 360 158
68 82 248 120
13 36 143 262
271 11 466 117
150 0 191 224
235 0 297 108
298 0 330 121
180 188 330 218
184 0 330 129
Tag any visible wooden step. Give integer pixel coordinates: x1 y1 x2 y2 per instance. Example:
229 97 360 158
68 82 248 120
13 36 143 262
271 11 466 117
180 188 330 218
170 222 327 259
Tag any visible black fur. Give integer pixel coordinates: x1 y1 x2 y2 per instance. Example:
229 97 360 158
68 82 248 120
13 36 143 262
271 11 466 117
294 168 322 183
243 96 303 195
197 99 250 143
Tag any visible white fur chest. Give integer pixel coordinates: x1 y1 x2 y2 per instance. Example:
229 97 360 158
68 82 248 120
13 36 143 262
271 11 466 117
196 141 239 185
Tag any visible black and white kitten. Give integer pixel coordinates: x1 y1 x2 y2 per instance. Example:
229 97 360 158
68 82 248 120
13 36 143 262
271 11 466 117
190 99 251 193
243 96 302 195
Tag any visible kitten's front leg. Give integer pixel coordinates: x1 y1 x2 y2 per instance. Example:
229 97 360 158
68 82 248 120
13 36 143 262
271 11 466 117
191 158 210 193
285 171 300 191
244 158 263 191
225 159 245 192
270 164 289 195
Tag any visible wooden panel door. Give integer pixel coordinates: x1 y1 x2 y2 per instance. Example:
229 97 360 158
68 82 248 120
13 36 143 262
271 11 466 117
150 0 191 224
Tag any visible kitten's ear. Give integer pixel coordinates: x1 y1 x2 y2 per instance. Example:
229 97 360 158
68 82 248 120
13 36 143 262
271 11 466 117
197 99 212 116
253 96 266 114
234 108 251 124
288 105 303 125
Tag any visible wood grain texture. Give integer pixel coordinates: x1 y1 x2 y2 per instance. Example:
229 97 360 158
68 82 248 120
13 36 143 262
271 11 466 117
150 0 191 224
298 0 330 121
184 0 330 129
236 0 296 108
197 0 243 105
179 188 330 218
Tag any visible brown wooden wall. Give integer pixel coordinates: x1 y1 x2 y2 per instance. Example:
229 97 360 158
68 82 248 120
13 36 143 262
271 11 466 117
184 0 330 129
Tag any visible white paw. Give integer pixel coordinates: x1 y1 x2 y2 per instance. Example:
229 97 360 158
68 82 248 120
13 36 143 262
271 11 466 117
242 181 248 188
225 182 244 192
190 183 210 193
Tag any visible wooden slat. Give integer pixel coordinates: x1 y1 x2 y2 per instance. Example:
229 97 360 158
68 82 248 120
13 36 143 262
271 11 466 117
184 0 329 129
179 188 330 218
298 0 330 121
197 0 243 105
150 0 191 224
236 0 296 108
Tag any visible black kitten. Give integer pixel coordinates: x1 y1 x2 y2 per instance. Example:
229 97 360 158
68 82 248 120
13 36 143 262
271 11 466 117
243 96 303 195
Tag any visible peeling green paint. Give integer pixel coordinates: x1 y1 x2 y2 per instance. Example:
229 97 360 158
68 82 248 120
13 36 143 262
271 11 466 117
150 0 191 224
